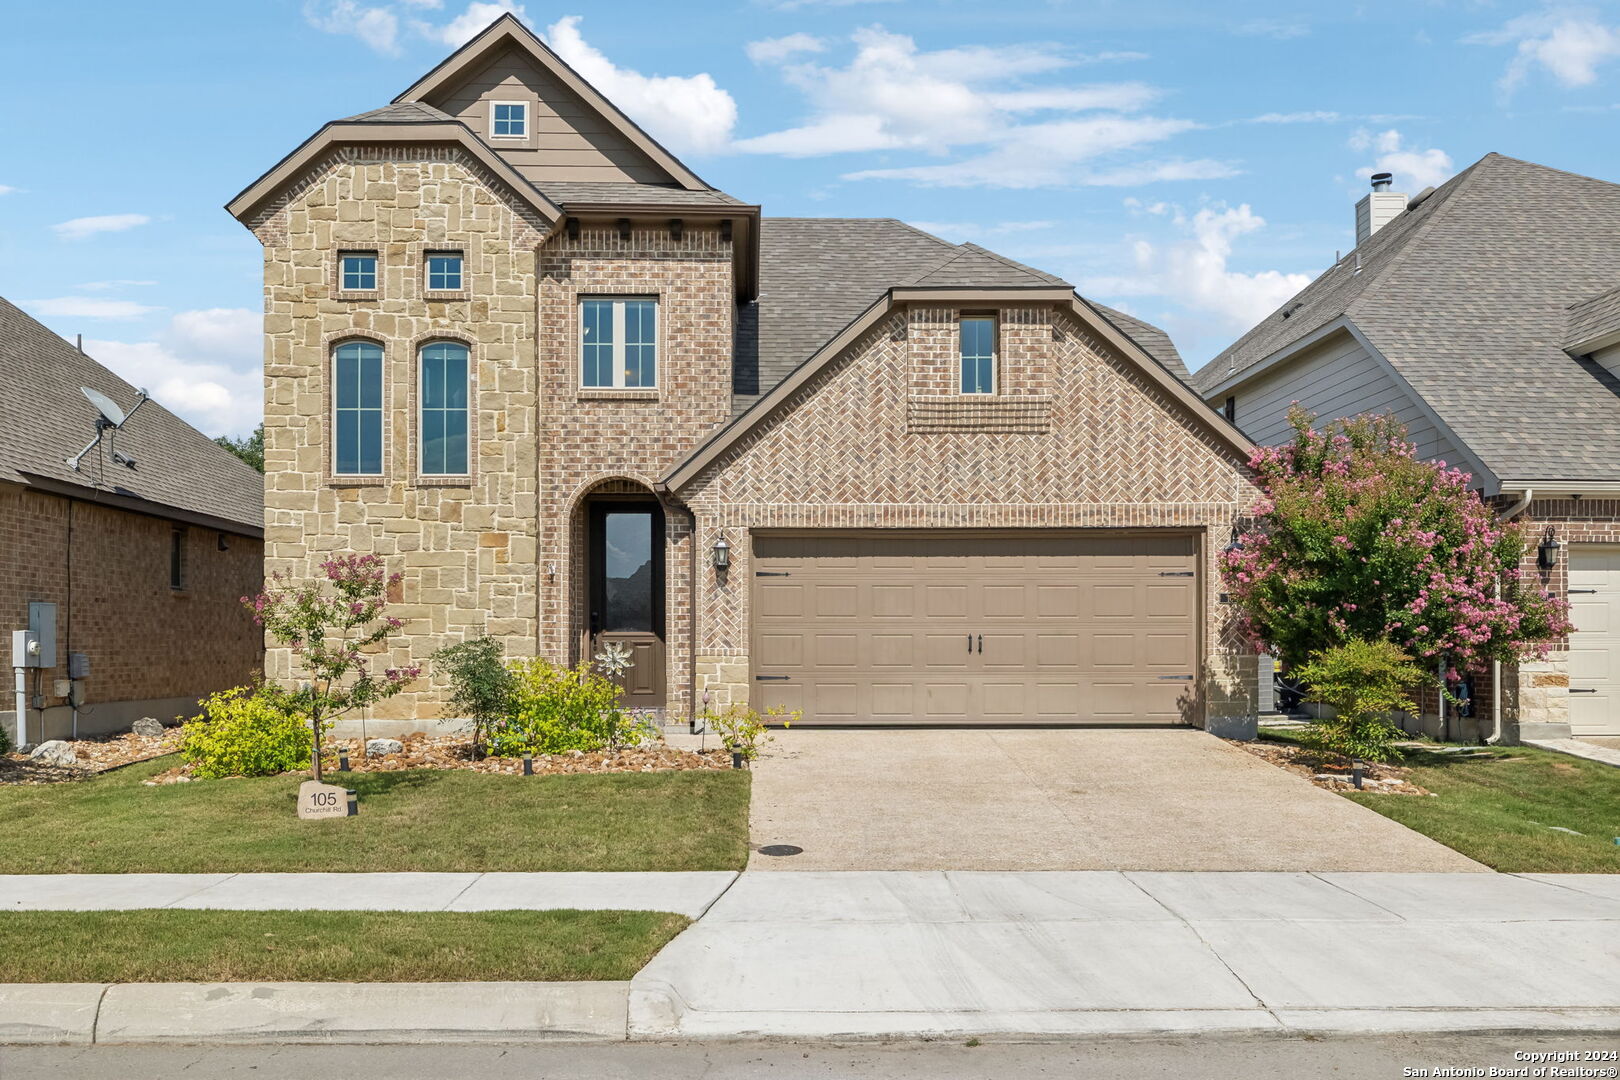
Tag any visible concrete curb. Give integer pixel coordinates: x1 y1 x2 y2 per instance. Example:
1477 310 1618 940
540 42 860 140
0 982 629 1045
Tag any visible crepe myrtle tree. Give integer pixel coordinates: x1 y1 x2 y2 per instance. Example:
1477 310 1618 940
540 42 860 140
244 554 421 782
1222 409 1570 700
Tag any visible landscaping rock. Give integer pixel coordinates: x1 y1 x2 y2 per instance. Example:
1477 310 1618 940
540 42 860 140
29 741 77 767
365 738 404 757
131 717 165 737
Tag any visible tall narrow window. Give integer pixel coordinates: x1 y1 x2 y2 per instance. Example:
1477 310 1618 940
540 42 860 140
426 252 463 292
333 341 383 475
580 297 658 388
491 101 527 137
959 316 996 395
340 252 377 291
419 341 470 475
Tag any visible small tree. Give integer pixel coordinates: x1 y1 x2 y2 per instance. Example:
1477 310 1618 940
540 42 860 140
1222 410 1570 691
216 424 265 472
431 635 514 756
244 554 420 782
1294 639 1423 762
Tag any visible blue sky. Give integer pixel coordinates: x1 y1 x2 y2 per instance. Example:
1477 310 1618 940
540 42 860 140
5 0 1620 437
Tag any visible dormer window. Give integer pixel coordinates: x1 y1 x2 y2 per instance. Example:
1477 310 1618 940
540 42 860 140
959 316 996 395
491 101 527 138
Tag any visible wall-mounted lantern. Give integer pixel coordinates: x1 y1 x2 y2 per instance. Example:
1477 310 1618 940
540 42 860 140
712 535 731 573
1537 533 1560 571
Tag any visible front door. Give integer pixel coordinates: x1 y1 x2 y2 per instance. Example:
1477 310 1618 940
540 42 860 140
589 500 666 708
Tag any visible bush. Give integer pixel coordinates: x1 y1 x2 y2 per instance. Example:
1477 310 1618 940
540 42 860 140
180 685 311 779
1295 639 1424 763
431 636 515 754
703 704 795 763
488 658 652 756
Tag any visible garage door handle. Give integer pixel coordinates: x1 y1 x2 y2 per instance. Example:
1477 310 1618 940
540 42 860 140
977 634 983 653
755 675 790 681
1157 674 1194 681
1568 588 1598 594
1570 688 1597 694
756 571 791 578
1159 571 1195 577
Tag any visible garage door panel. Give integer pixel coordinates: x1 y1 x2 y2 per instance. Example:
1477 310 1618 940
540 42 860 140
1569 544 1620 737
752 532 1199 725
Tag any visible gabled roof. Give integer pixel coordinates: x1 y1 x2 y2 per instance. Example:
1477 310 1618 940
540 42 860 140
0 297 263 534
732 218 1189 414
1567 282 1620 354
393 13 710 192
1194 153 1620 486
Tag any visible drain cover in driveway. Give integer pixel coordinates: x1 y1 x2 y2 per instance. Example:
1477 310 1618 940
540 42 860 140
757 844 804 857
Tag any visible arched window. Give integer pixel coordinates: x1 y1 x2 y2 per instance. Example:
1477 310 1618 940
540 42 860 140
333 341 383 475
419 341 469 475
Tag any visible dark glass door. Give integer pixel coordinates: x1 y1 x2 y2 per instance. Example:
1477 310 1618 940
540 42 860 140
589 501 665 707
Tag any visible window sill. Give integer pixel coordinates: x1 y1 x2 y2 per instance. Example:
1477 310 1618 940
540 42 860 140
334 290 381 302
424 290 471 303
415 475 475 487
329 476 388 488
577 388 660 401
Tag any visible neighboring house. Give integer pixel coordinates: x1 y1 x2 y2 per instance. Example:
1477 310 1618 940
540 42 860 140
229 14 1259 733
1193 153 1620 742
0 297 265 747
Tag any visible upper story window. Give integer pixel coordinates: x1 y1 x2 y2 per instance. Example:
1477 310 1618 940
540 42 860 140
426 252 464 293
333 340 384 476
419 341 470 476
491 101 528 138
959 316 996 395
581 297 658 389
340 252 378 292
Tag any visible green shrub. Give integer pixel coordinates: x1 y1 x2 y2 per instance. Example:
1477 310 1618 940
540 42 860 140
489 658 649 756
703 704 795 763
431 635 515 754
0 718 11 756
1295 638 1424 763
180 684 311 779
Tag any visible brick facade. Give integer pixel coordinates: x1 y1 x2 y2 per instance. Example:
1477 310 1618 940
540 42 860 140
0 484 263 742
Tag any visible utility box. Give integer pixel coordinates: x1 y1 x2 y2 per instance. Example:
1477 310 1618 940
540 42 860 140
27 602 57 669
68 652 90 679
11 630 42 668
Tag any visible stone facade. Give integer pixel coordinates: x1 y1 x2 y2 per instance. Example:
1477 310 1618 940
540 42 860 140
0 484 263 743
676 304 1260 726
250 147 549 722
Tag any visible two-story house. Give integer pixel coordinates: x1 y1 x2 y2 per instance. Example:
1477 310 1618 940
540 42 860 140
230 14 1260 734
1195 154 1620 744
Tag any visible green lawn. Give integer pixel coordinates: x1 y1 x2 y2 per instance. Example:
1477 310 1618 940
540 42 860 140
1264 734 1620 873
0 755 750 873
0 909 688 982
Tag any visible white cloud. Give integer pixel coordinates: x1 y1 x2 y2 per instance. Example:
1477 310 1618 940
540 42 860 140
747 33 825 64
81 308 264 438
737 25 1208 188
1467 9 1620 93
541 15 737 154
1083 202 1312 336
906 220 1058 242
75 279 158 291
22 297 161 319
51 213 151 240
303 0 401 55
1235 18 1309 40
422 0 522 46
1249 110 1344 124
1349 128 1454 189
0 185 15 196
758 0 900 9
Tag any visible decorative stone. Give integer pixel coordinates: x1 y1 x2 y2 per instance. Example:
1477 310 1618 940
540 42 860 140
297 779 351 819
365 738 404 757
29 741 77 766
131 717 165 737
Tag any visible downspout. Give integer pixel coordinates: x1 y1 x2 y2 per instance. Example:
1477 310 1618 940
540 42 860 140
1489 489 1534 744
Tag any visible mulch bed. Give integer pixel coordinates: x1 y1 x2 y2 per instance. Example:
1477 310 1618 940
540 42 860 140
1230 738 1434 796
143 733 731 784
0 730 183 785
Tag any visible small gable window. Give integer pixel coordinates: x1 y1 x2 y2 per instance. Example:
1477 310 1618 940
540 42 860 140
1223 396 1236 422
340 252 377 292
334 340 384 476
426 252 464 293
491 101 527 138
419 341 470 476
581 297 658 389
959 316 996 395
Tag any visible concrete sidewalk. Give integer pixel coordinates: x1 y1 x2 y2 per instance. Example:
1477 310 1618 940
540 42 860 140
630 871 1620 1038
0 872 737 919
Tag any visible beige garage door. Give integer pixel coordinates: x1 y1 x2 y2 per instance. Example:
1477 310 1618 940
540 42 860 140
751 532 1199 725
1569 545 1620 737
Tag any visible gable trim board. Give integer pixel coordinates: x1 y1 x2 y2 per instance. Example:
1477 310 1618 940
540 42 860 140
662 289 1254 493
226 120 564 225
391 13 711 192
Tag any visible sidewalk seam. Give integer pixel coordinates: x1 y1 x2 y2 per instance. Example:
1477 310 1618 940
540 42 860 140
87 983 111 1045
1119 872 1278 1023
1307 873 1413 922
441 872 486 911
167 873 241 909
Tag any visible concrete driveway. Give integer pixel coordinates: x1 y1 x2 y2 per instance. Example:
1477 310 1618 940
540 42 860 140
747 729 1485 872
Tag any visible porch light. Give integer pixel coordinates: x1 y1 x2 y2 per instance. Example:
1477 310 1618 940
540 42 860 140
1537 534 1560 571
712 536 731 572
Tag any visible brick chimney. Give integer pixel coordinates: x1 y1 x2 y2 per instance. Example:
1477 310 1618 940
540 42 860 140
1355 172 1407 247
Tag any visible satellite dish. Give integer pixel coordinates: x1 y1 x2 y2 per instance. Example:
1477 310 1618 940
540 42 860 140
81 386 127 427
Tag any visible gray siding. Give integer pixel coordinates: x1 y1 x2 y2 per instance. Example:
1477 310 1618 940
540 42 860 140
1226 329 1468 467
1594 342 1620 381
427 46 674 184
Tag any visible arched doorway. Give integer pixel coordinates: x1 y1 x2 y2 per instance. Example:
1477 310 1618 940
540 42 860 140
575 479 665 709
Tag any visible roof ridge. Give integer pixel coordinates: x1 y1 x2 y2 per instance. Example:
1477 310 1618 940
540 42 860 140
903 245 978 287
956 241 1068 286
1480 151 1620 190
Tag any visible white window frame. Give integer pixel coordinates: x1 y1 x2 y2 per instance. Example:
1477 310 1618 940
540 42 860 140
424 250 464 293
579 296 659 389
958 314 998 396
489 100 528 139
339 251 378 292
418 341 472 477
